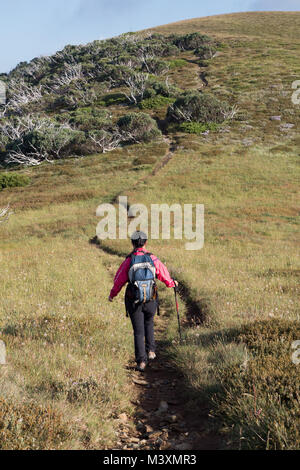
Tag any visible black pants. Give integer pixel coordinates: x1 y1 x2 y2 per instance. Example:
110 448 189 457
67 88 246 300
126 300 157 364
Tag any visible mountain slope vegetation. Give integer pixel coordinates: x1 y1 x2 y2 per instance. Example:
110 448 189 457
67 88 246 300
0 11 299 450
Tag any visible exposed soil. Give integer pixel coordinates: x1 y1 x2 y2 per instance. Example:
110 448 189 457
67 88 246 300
113 308 223 451
91 238 223 450
151 136 177 176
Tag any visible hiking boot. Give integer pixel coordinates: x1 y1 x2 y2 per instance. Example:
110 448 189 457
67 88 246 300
148 351 156 360
137 361 146 372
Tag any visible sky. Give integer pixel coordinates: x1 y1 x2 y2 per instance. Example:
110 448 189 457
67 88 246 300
0 0 299 73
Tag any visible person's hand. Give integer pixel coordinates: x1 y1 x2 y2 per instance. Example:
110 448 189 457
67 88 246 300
108 296 113 302
173 280 179 291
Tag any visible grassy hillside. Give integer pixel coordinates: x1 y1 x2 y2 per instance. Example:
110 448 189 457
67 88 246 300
149 11 300 38
0 12 299 449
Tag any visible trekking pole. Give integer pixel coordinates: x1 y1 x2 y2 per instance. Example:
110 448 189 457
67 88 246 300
174 285 182 343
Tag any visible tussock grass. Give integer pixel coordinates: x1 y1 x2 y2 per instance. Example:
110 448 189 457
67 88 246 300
0 150 163 449
0 11 299 449
212 319 300 450
0 239 135 448
0 397 70 450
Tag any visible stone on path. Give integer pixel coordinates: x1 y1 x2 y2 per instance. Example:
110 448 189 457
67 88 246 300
270 115 281 121
158 400 168 413
132 377 148 386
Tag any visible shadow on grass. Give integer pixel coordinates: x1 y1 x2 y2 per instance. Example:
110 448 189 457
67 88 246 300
175 277 213 326
90 236 223 449
89 236 129 258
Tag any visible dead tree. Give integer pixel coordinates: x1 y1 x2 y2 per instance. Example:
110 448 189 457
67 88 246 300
123 72 149 105
90 130 122 153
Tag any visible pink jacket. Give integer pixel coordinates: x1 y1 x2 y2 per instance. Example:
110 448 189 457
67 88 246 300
110 247 175 299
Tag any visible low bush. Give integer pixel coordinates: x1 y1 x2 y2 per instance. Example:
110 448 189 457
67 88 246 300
23 127 85 158
67 107 112 131
97 93 127 107
167 91 228 124
179 121 220 134
89 128 121 153
0 398 69 450
117 112 162 143
144 79 180 99
6 121 86 163
141 58 170 75
195 44 217 59
167 59 187 69
0 172 30 190
213 319 300 450
171 32 213 50
45 82 97 111
139 95 175 110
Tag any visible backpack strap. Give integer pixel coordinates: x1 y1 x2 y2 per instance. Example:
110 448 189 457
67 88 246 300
127 249 153 258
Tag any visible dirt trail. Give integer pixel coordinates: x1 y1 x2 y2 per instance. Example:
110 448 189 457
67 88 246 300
91 239 222 451
150 135 177 177
91 69 222 449
111 134 177 209
114 308 222 451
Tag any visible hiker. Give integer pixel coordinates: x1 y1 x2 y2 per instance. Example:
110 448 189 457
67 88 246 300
108 231 178 372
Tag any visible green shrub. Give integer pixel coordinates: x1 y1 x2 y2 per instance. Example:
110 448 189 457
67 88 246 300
67 107 112 131
7 123 86 160
98 93 127 107
139 95 176 110
88 128 121 153
113 54 141 69
167 91 228 124
45 82 97 111
179 121 220 134
0 172 30 190
171 32 212 50
141 58 169 75
167 59 187 69
25 127 85 158
98 65 133 87
117 112 162 143
144 79 180 99
194 44 217 59
213 319 300 450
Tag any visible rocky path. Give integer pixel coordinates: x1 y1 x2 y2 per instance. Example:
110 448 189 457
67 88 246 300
113 308 222 451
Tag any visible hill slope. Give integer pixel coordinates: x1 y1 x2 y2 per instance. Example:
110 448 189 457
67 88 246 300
149 11 300 39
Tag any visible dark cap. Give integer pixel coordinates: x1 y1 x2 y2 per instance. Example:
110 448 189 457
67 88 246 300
131 231 148 247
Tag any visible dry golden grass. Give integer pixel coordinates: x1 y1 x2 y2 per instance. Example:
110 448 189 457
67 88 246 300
0 11 299 449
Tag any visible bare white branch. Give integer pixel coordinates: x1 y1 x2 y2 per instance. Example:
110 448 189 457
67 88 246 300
122 72 149 105
90 130 122 153
168 104 193 122
0 205 12 224
221 104 239 120
52 63 83 89
1 115 73 165
7 78 44 112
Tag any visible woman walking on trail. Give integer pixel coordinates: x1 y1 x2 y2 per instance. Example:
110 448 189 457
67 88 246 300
108 231 178 372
